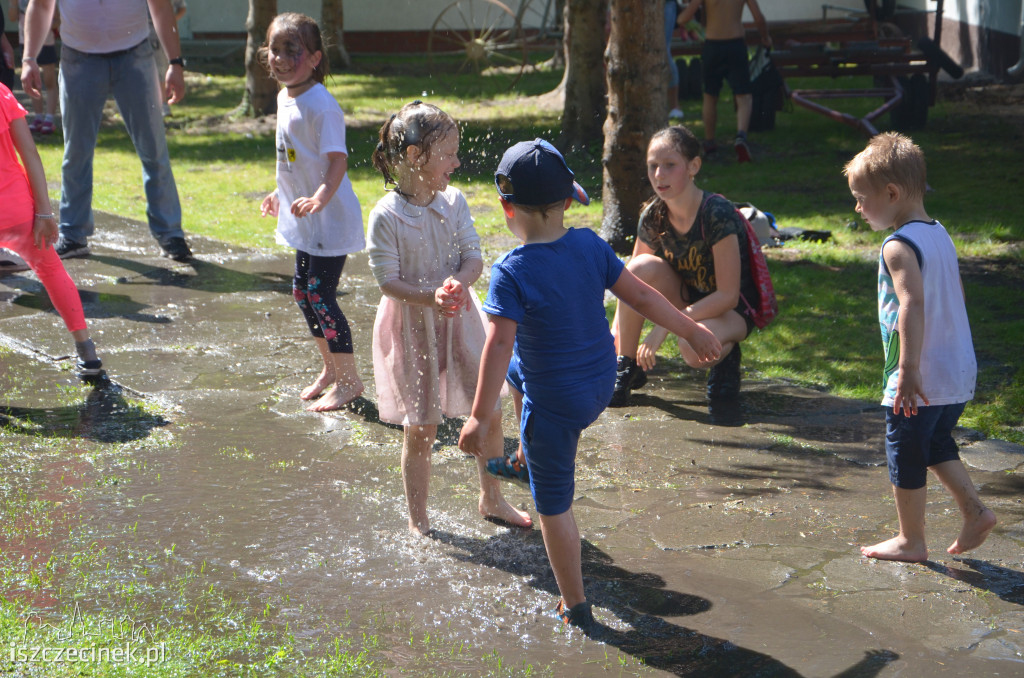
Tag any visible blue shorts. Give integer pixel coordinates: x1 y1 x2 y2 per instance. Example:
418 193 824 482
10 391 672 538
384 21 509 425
702 38 752 97
506 367 612 516
885 402 966 489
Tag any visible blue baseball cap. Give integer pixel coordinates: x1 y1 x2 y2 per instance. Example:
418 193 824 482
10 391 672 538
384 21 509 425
495 139 590 207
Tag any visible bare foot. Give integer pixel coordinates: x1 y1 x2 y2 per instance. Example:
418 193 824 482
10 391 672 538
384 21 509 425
300 368 335 400
306 380 364 412
948 508 996 555
860 535 928 563
480 497 532 529
408 518 432 536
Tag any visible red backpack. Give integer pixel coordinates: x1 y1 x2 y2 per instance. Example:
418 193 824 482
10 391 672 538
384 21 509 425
701 194 778 329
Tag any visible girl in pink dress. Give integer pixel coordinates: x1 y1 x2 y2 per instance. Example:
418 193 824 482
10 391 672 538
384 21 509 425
0 83 102 378
368 101 531 536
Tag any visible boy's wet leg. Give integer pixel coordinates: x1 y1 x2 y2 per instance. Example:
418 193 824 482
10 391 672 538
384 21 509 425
931 460 997 554
861 485 928 562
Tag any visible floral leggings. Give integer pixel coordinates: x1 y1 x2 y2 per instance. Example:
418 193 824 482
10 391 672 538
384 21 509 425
293 250 353 354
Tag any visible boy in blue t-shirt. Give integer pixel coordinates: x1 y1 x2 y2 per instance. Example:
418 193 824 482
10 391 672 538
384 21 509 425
458 139 720 629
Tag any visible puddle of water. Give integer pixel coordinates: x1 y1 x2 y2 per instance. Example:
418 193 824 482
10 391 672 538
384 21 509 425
2 227 1023 675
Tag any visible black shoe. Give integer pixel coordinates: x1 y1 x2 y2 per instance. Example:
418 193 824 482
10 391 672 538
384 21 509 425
160 237 193 262
54 237 90 259
556 600 595 631
76 359 105 383
608 355 647 407
706 344 741 401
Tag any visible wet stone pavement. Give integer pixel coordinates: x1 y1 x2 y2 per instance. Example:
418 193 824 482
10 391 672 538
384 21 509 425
1 213 1023 676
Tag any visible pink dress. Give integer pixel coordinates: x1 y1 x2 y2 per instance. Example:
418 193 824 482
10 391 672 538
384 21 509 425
367 187 494 426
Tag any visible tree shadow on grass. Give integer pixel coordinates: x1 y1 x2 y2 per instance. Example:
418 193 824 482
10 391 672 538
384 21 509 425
430 529 897 677
0 377 168 443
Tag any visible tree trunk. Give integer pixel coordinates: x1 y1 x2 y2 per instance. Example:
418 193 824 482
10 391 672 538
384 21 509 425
236 0 278 118
601 0 666 254
556 0 608 153
322 0 351 71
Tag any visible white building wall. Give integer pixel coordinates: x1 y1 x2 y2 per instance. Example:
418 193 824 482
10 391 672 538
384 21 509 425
181 0 1020 40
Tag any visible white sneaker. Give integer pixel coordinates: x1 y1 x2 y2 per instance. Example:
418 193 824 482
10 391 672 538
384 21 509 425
669 108 685 119
0 249 30 274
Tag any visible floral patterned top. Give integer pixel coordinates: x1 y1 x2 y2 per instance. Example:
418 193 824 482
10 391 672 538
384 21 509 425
637 191 758 307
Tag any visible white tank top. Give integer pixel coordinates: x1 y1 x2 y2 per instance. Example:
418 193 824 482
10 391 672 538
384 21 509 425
58 0 149 53
877 220 976 407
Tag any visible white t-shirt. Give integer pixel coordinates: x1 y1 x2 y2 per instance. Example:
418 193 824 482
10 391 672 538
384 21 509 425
58 0 149 53
274 83 364 257
878 220 976 407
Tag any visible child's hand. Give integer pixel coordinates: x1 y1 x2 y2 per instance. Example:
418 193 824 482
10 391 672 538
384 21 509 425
32 215 58 250
435 278 471 317
894 368 928 417
290 196 324 218
636 341 658 372
458 415 488 458
688 323 722 365
260 191 279 217
443 277 473 311
637 326 669 371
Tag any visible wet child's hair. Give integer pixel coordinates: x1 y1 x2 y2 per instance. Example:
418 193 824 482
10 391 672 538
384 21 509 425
843 132 927 201
371 101 458 188
258 12 329 84
640 125 704 244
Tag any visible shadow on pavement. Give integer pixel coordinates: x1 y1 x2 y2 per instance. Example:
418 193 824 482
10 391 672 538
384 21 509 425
928 558 1024 606
430 529 898 677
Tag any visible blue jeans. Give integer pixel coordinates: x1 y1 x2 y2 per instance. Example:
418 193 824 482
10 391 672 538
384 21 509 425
665 0 679 88
58 40 183 245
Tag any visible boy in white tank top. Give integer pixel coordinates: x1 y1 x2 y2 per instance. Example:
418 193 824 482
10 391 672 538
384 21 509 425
844 132 996 563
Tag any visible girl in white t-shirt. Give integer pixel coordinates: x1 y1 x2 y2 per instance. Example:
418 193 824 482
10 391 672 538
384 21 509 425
259 13 365 412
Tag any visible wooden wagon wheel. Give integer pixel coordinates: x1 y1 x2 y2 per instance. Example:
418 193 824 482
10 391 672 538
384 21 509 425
428 0 529 89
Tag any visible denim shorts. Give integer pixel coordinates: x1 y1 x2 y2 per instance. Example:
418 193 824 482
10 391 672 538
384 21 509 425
885 402 966 489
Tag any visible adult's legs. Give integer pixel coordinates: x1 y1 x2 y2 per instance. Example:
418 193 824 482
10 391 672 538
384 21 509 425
58 46 110 244
403 424 436 535
931 460 997 555
111 40 184 246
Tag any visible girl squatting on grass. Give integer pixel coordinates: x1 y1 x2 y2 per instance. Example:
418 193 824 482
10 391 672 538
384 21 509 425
611 125 755 409
368 101 532 535
259 13 365 412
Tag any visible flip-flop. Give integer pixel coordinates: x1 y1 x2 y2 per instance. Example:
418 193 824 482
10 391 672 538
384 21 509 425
486 453 530 488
